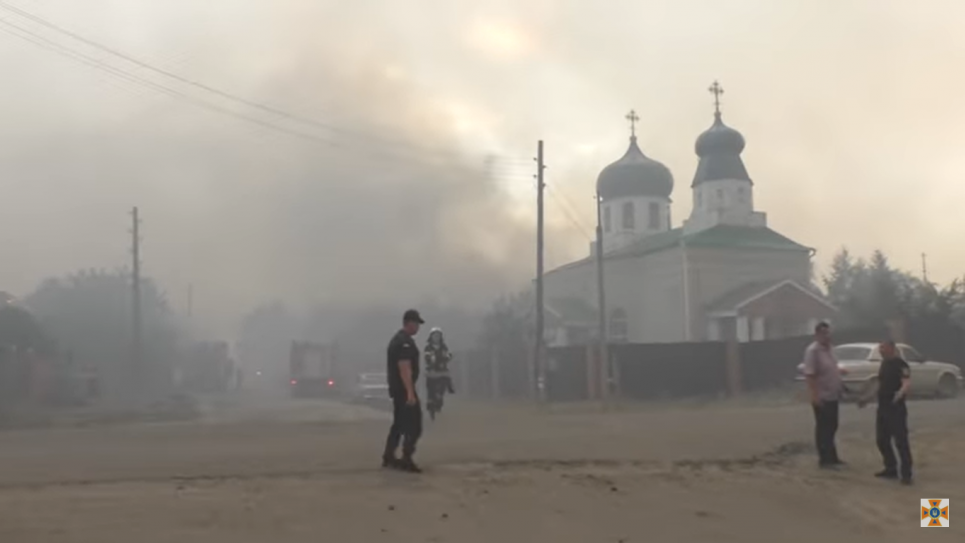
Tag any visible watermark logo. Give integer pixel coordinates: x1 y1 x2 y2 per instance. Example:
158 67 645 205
921 499 949 527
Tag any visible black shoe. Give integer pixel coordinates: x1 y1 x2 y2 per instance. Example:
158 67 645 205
819 462 840 470
382 456 400 469
831 459 846 466
900 476 913 486
875 469 898 479
398 458 422 473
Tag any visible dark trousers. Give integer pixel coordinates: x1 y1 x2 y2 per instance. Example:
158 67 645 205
426 377 452 414
876 403 912 478
383 396 423 460
812 400 840 464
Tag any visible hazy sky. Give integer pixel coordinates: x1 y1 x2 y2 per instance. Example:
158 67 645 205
2 0 965 335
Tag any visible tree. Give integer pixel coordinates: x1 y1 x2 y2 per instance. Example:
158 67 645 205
22 269 185 397
477 291 532 351
824 247 965 331
0 304 52 354
867 250 905 322
824 248 861 309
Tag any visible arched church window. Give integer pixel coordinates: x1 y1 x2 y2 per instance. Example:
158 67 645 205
737 186 747 203
609 308 628 343
696 191 703 208
603 205 612 233
648 202 660 229
622 201 635 230
716 188 725 205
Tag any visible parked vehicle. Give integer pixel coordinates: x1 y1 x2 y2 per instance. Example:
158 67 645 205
180 341 236 394
352 372 389 402
796 342 963 400
289 341 340 398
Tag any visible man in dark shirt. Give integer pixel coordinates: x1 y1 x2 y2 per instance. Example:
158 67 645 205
859 340 913 485
382 309 425 473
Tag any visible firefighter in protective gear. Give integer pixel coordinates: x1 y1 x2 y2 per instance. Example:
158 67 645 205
424 327 454 421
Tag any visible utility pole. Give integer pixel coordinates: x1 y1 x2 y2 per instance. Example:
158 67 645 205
534 140 546 402
922 253 929 283
595 192 609 403
130 207 143 387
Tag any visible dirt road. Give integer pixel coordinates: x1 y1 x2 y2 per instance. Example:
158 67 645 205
0 393 961 542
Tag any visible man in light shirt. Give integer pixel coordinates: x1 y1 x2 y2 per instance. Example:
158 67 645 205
802 322 848 469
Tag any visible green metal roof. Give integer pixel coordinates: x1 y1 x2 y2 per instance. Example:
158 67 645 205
546 225 809 276
615 224 809 258
546 297 598 324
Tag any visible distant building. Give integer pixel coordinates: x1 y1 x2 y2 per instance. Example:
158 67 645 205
543 85 835 345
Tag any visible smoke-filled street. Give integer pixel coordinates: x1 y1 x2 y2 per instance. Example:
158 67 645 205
0 395 962 542
4 1 965 541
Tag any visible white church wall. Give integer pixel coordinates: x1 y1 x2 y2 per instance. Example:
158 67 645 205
600 256 643 341
687 247 811 341
693 179 753 217
684 179 767 235
751 317 766 341
543 261 596 307
622 247 687 343
543 248 687 345
602 196 672 254
547 245 812 345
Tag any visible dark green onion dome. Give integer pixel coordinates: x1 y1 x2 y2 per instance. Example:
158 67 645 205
597 136 674 199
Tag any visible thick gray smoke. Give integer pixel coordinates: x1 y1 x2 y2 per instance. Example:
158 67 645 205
0 1 570 338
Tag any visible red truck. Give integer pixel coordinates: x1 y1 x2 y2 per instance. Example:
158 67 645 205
289 341 340 398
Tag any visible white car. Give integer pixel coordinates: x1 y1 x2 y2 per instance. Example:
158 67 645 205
353 372 389 402
796 342 963 400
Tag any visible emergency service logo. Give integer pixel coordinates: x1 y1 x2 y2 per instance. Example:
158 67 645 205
921 499 949 527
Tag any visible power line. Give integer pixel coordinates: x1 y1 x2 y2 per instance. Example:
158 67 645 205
545 184 593 240
0 1 531 168
0 15 521 177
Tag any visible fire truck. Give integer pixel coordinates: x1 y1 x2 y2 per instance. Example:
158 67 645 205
289 341 340 398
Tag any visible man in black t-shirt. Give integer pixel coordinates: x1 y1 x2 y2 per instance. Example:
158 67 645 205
382 309 425 473
859 340 913 484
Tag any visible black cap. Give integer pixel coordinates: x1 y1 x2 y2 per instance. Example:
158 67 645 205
403 309 425 324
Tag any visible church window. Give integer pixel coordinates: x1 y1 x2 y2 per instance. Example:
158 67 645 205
622 201 635 230
603 205 611 233
648 202 660 229
716 188 724 205
737 186 747 203
696 191 703 208
609 308 628 343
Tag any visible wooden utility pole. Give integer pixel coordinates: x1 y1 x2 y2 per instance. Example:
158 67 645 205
595 192 609 402
131 207 143 384
534 140 546 402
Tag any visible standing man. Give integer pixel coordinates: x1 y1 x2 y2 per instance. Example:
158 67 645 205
858 341 913 485
382 309 425 473
802 322 847 468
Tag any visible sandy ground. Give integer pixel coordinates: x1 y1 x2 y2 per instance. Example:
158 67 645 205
0 390 962 542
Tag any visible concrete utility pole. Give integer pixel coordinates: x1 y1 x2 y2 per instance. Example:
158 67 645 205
922 253 929 283
534 140 546 402
131 207 143 384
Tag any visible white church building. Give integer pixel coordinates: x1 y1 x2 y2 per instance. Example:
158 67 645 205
543 87 836 345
